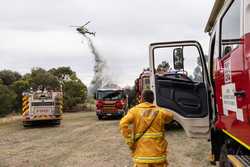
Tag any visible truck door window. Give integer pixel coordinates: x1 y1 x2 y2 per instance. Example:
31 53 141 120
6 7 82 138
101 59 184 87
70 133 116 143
154 45 204 82
220 0 241 57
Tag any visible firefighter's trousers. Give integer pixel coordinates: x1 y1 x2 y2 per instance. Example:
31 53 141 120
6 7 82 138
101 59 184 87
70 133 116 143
134 162 168 167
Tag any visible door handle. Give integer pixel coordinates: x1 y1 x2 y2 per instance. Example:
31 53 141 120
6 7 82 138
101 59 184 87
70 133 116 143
234 90 246 97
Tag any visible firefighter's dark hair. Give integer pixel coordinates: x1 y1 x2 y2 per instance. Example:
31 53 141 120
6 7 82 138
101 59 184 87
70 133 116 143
142 89 154 103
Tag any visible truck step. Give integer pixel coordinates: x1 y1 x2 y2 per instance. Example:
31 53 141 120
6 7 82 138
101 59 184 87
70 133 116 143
227 155 250 167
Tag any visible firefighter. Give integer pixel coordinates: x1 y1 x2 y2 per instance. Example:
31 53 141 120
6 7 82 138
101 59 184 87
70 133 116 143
120 90 173 167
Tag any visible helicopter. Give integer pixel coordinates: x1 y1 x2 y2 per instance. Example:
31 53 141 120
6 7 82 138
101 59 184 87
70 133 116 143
70 21 96 36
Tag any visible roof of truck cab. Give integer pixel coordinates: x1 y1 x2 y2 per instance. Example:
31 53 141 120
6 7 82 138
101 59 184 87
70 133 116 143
205 0 226 33
97 88 123 91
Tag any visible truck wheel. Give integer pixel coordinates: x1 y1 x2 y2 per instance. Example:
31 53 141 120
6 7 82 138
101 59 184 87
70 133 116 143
120 113 124 119
23 121 30 127
55 120 61 125
219 143 232 167
52 120 61 126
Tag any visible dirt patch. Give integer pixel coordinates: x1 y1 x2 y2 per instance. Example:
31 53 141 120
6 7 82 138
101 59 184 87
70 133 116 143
0 112 212 167
0 115 21 125
167 129 211 167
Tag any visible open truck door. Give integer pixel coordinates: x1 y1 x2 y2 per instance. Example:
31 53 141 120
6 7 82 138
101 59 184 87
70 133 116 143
149 41 210 138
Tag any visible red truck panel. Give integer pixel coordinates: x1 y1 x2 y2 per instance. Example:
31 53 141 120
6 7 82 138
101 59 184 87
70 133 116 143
215 33 250 148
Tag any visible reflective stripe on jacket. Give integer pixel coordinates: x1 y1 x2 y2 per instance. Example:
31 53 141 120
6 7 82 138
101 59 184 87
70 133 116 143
120 102 173 164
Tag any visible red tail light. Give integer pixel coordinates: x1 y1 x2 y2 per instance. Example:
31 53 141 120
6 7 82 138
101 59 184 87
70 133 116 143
96 101 103 109
115 100 124 109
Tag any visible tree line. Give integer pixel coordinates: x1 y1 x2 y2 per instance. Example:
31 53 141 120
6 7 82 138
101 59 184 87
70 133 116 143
0 67 87 117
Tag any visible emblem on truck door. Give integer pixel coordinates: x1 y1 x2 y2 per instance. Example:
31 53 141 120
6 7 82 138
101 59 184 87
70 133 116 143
222 83 244 122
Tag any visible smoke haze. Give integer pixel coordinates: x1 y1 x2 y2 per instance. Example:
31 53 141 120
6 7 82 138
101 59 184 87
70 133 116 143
82 34 116 94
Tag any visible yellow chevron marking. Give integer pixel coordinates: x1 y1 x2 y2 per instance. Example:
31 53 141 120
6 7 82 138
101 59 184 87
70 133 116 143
22 96 29 101
22 104 29 109
22 108 28 113
22 96 29 111
23 101 29 106
22 105 29 111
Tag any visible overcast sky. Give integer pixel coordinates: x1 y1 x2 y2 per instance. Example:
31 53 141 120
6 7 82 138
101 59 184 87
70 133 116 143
0 0 214 87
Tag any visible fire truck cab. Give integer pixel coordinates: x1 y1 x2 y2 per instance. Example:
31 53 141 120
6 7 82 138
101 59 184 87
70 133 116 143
95 88 128 120
149 0 250 166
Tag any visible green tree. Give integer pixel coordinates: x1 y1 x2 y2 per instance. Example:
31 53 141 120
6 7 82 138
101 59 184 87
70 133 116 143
0 70 22 86
49 66 88 111
49 67 77 81
30 67 60 90
63 80 87 110
22 73 32 83
0 85 17 117
0 67 88 116
11 80 30 112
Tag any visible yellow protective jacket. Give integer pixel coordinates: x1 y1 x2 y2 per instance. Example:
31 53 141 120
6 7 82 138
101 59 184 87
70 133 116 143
120 102 173 164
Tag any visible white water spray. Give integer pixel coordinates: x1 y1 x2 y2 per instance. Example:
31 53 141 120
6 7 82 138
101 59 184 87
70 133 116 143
82 34 116 94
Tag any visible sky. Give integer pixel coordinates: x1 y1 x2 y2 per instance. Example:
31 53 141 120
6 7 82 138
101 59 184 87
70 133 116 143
0 0 214 87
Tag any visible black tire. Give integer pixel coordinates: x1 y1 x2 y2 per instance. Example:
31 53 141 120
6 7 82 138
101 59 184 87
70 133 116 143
219 143 232 167
55 120 61 125
98 115 103 120
23 122 31 127
116 115 122 120
53 120 61 126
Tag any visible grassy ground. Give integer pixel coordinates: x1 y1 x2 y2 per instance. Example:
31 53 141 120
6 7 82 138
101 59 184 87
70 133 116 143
0 112 212 167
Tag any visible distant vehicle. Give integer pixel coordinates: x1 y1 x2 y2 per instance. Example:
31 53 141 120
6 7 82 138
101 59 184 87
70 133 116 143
149 0 250 166
135 67 188 104
94 88 128 120
22 89 63 127
71 21 96 36
135 69 151 103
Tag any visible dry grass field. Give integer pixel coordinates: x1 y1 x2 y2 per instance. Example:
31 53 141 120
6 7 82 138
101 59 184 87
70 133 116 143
0 112 212 167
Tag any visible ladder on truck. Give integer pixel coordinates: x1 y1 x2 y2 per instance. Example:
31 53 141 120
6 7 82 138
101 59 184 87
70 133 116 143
227 155 250 167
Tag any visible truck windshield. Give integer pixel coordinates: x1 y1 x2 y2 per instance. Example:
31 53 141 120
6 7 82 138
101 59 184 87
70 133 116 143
33 92 52 100
97 91 124 100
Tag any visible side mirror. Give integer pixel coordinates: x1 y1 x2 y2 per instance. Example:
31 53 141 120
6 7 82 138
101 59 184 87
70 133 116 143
173 48 184 70
224 46 232 56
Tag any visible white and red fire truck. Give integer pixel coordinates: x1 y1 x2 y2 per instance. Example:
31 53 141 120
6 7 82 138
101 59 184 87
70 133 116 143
149 0 250 166
95 88 128 120
22 89 63 126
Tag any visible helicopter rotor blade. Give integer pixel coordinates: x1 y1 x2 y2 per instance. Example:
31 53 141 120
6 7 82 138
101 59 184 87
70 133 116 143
82 21 91 27
69 25 80 27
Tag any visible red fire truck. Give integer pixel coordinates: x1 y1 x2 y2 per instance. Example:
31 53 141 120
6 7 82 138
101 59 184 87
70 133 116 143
149 0 250 166
95 88 128 120
135 69 151 103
